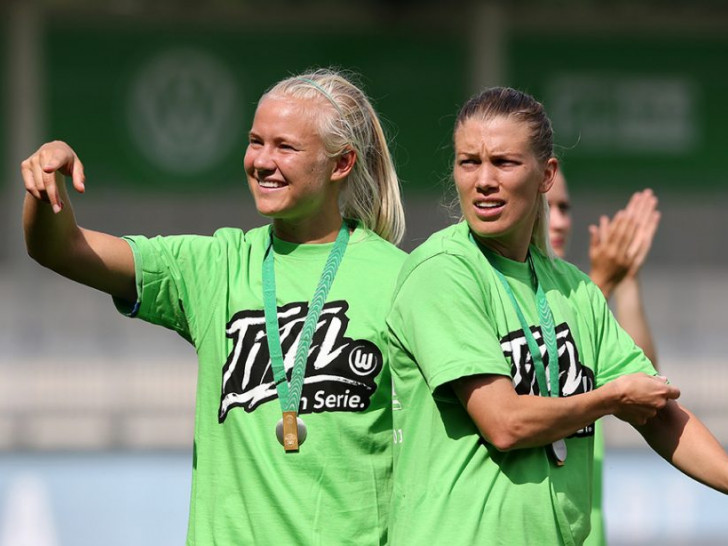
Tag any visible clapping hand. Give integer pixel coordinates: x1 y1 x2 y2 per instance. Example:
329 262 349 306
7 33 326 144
588 189 661 298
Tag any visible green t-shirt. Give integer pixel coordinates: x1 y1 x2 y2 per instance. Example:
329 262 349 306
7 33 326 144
585 421 606 546
387 222 655 546
116 222 406 546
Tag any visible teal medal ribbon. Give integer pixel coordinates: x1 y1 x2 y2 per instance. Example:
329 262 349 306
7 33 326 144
262 221 351 452
469 233 567 465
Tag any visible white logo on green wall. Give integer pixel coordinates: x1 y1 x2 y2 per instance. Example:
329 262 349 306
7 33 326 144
127 48 241 174
546 75 697 154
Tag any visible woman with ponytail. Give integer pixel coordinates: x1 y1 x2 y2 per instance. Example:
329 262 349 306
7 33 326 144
387 87 728 545
22 68 405 545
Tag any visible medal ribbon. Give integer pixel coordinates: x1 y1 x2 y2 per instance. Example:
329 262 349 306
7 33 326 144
469 234 560 398
262 221 351 413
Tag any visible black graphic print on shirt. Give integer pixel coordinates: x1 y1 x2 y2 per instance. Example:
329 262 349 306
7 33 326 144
500 322 596 437
219 300 382 423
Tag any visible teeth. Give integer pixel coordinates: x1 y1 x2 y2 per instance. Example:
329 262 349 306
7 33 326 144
259 180 285 189
476 202 502 209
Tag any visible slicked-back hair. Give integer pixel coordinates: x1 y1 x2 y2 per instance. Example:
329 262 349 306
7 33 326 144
454 87 555 257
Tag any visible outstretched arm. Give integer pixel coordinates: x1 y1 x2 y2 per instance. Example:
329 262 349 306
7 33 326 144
22 141 136 301
453 372 679 451
636 401 728 494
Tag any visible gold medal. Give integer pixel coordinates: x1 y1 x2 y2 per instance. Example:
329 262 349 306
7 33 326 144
276 411 307 451
263 222 350 453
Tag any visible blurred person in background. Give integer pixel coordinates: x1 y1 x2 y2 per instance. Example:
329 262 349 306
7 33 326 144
21 68 406 545
387 86 728 545
548 169 660 545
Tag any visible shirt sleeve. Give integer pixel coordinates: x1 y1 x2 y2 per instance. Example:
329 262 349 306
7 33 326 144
388 252 512 395
112 233 226 343
588 281 657 386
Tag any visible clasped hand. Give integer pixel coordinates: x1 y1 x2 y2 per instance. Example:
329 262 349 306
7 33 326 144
609 373 680 425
